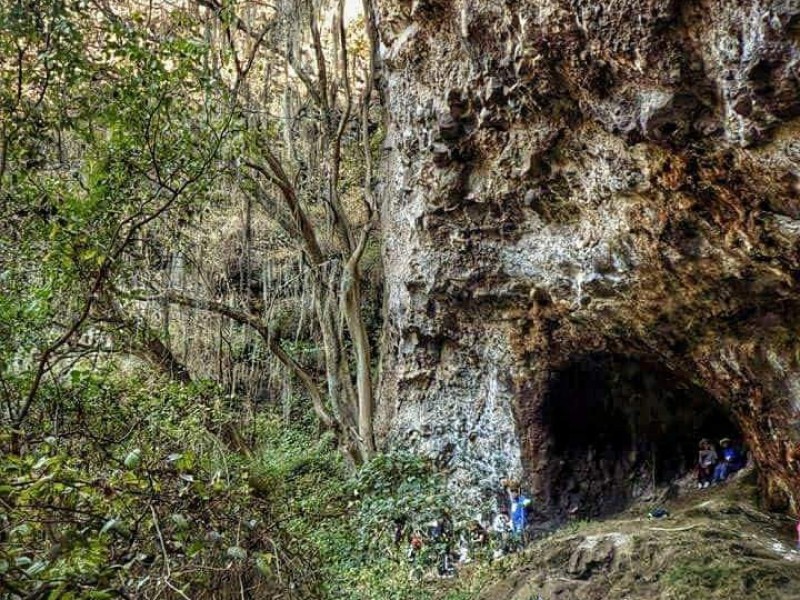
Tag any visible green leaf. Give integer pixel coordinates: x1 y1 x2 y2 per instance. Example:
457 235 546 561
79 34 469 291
31 456 50 471
25 560 48 576
171 513 189 530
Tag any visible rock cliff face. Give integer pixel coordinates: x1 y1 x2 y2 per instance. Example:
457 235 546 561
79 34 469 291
374 0 800 515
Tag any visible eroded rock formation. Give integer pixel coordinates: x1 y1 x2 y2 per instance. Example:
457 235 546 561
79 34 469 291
374 0 800 514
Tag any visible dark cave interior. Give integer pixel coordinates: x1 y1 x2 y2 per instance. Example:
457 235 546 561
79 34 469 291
539 353 741 520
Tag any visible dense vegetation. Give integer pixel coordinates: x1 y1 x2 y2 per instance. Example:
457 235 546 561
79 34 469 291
0 370 494 598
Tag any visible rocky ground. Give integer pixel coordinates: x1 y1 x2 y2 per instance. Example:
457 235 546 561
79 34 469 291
476 471 800 600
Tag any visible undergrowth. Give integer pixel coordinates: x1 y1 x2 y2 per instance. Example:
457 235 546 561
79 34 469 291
8 377 791 600
0 374 491 599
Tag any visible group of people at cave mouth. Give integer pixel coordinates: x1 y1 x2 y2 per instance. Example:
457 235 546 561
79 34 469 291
696 436 747 489
395 479 532 578
394 438 747 577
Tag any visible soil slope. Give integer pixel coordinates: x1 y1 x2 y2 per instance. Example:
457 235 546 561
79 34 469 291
479 474 800 600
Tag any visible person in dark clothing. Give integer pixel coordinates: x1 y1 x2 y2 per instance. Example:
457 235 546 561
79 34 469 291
697 439 718 489
458 519 489 564
469 519 489 547
429 512 455 577
713 438 746 483
393 516 407 547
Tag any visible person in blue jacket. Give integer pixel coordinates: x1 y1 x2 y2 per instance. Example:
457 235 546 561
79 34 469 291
503 479 532 547
713 438 746 483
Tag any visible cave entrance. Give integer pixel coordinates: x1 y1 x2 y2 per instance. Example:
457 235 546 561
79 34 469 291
540 353 739 520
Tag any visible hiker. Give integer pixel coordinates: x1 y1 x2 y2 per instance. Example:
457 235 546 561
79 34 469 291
796 520 800 550
712 438 746 483
491 507 512 558
407 529 424 563
429 512 455 577
458 518 488 564
697 438 718 489
406 529 425 581
393 516 407 547
507 483 532 547
469 518 489 555
469 518 489 547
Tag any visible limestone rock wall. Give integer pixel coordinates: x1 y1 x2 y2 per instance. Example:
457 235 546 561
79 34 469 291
374 0 800 512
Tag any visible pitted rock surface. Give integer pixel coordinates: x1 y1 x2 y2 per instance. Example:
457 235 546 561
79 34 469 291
375 0 800 512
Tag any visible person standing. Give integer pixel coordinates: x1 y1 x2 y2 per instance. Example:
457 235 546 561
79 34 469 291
430 511 455 577
491 507 512 559
509 486 532 545
501 478 532 549
458 518 488 563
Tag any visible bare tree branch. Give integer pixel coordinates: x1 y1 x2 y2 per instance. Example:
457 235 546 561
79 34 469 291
244 157 325 265
100 297 192 384
161 290 338 433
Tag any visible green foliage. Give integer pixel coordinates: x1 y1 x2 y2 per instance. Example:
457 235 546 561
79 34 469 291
0 0 231 431
660 547 798 599
351 451 451 551
0 2 443 598
1 373 488 599
245 427 481 600
663 560 739 593
0 375 269 598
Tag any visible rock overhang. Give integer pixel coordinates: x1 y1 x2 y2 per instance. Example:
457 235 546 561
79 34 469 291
375 0 800 514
